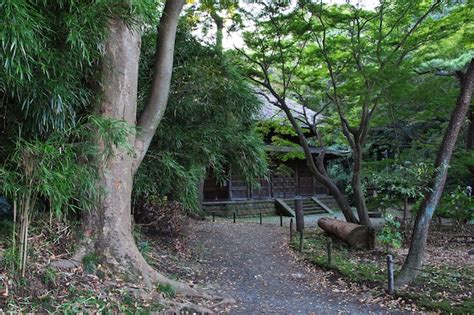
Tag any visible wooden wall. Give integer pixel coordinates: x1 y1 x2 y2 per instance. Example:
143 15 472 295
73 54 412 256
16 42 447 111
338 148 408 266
203 160 329 202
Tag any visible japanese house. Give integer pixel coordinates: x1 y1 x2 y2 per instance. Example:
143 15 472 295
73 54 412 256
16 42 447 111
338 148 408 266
202 91 347 216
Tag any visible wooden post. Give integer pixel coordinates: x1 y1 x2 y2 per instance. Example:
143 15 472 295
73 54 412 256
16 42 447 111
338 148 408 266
387 254 394 295
212 212 215 222
290 218 294 242
299 229 304 252
294 198 304 232
259 212 262 225
233 212 236 223
327 237 332 266
280 215 283 227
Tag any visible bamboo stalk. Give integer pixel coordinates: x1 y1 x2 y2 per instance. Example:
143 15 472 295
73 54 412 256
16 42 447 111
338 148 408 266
11 197 17 270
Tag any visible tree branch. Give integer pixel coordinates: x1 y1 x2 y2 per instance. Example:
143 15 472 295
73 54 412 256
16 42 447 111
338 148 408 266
133 0 185 173
383 0 441 66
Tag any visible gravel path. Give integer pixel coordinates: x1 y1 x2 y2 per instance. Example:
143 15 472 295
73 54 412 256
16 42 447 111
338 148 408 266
187 221 391 314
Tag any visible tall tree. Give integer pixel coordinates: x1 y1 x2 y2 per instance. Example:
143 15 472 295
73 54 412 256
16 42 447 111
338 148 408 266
296 0 450 227
395 57 474 287
64 0 201 294
237 3 359 223
238 0 450 226
187 0 241 54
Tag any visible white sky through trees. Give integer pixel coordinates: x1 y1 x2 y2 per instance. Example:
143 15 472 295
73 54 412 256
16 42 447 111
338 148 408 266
220 0 379 49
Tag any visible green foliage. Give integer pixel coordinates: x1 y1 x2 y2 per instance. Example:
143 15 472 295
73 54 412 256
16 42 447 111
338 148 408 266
273 163 294 178
326 161 352 195
238 0 470 208
1 247 19 272
378 214 403 252
0 116 132 217
134 27 267 210
156 283 175 298
42 267 58 287
1 0 103 132
366 161 434 210
134 152 205 210
82 252 99 274
0 136 96 218
87 115 136 165
0 0 159 133
437 186 474 223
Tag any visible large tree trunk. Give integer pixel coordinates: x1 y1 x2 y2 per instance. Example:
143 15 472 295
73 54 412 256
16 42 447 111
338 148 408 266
81 15 196 295
61 1 201 297
395 59 474 287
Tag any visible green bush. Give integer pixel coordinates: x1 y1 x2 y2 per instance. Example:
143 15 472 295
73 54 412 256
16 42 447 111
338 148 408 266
378 214 403 252
437 186 474 223
366 161 434 211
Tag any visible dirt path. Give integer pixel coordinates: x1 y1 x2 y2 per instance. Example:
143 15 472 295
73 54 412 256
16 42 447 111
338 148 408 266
187 221 393 314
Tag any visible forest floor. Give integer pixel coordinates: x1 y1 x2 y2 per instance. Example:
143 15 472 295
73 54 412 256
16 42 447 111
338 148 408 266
1 214 472 313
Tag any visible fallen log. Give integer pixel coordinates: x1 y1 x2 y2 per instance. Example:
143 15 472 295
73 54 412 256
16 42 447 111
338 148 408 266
317 217 375 249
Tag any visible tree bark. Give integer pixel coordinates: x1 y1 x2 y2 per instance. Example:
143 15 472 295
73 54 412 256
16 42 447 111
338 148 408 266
395 58 474 287
278 101 359 224
70 1 199 296
466 106 474 185
351 144 372 227
403 197 408 228
318 217 375 249
134 0 185 172
211 11 224 55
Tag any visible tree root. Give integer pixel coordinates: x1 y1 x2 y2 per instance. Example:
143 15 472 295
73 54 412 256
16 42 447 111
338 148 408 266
166 300 215 314
50 240 91 270
49 243 230 303
155 291 235 314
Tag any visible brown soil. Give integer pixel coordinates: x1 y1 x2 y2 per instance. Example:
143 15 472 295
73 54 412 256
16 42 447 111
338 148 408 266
185 220 406 314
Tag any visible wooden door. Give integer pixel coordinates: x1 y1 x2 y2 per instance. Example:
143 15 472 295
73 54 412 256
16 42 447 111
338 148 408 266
251 178 271 200
230 175 250 200
203 177 229 201
298 163 314 196
271 163 297 198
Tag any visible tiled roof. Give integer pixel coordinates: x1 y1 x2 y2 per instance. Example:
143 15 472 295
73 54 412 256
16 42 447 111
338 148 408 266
254 88 323 127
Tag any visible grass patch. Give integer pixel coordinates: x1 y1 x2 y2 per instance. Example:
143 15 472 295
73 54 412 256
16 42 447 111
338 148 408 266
301 235 385 284
82 252 99 274
42 267 58 287
157 283 176 298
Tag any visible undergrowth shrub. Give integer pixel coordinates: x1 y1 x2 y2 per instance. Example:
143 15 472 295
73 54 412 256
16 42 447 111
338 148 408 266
378 214 403 252
437 186 474 223
133 194 186 239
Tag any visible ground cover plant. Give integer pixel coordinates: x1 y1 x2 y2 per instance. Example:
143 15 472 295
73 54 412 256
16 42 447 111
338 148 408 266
0 213 213 313
292 221 474 313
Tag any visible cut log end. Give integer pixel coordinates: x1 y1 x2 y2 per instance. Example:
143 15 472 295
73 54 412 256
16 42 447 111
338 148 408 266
318 217 375 249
